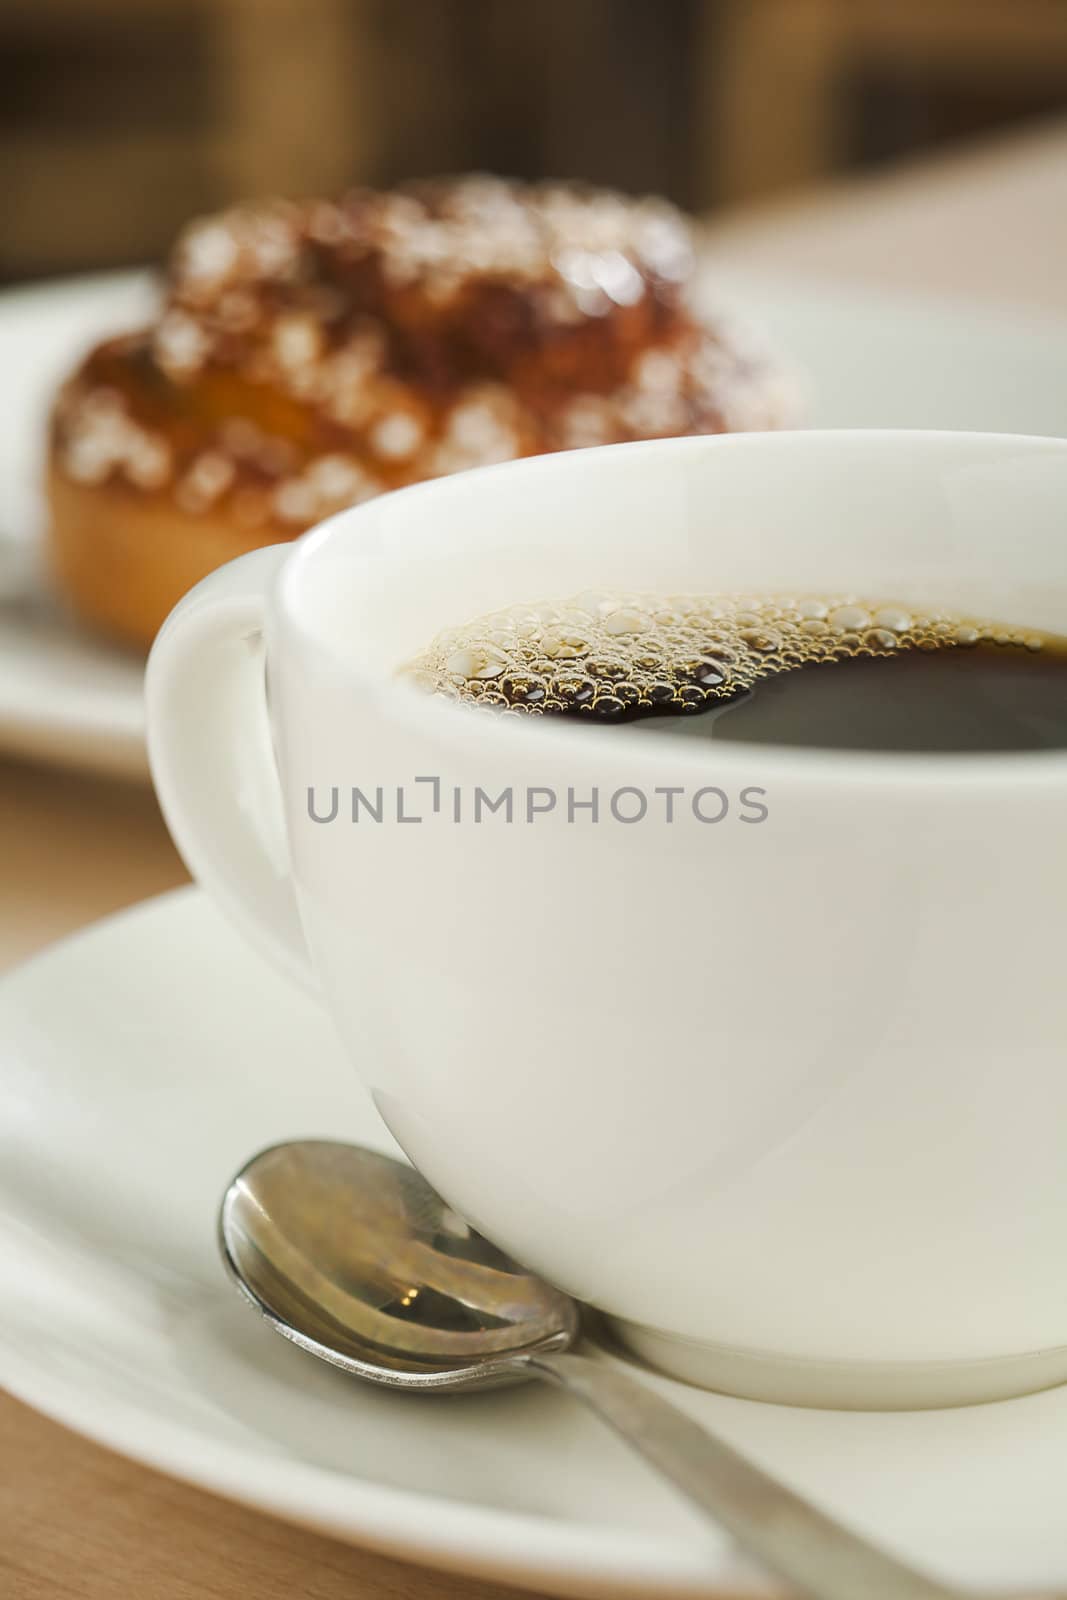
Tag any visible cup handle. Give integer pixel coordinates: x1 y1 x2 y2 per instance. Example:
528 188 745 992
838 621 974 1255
146 545 316 992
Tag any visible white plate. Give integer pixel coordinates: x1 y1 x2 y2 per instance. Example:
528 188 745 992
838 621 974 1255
0 272 156 778
3 269 1067 779
3 888 1067 1598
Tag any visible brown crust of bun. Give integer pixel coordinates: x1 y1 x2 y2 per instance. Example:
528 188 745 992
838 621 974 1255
47 178 799 649
47 461 297 650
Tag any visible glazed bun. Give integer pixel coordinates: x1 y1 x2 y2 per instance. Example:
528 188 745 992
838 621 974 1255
48 176 798 648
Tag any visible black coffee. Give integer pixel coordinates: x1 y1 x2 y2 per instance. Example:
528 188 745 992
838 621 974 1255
402 592 1067 753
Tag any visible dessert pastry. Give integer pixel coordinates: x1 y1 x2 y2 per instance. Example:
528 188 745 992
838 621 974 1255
48 177 798 647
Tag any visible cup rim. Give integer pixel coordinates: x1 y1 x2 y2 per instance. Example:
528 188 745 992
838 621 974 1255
277 429 1067 790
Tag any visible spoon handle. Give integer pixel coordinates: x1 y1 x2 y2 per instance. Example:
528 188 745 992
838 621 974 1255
522 1350 960 1600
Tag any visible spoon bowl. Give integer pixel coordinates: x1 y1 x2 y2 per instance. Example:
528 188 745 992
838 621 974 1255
219 1140 578 1389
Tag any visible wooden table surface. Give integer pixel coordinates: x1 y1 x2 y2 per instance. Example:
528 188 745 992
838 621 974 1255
2 118 1066 1600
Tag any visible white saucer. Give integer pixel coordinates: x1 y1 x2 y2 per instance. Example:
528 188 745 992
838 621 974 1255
2 888 1067 1599
3 269 1067 779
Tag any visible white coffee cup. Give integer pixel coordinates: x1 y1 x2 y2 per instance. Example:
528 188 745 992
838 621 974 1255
147 430 1067 1409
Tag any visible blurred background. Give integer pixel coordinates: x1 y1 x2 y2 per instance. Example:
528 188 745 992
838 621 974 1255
4 0 1067 282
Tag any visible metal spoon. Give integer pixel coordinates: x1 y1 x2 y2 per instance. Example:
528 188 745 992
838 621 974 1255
219 1139 960 1600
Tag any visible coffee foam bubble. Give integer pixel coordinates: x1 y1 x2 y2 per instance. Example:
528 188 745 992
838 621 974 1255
401 591 1045 722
